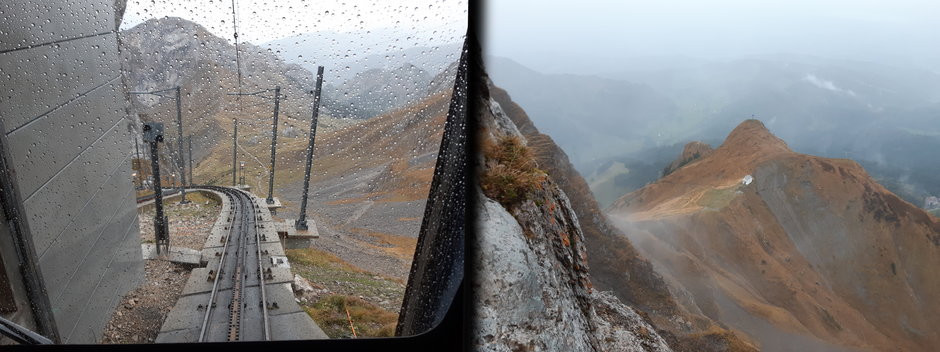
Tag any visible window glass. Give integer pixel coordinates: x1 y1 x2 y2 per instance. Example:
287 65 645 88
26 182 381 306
0 0 466 344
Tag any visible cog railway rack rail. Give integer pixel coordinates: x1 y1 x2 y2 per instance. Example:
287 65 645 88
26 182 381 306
147 185 325 342
196 186 270 342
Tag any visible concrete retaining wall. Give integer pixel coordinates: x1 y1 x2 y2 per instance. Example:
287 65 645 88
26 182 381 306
0 0 141 343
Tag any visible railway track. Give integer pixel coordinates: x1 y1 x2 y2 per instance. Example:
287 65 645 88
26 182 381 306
151 185 328 342
135 188 181 204
190 186 270 342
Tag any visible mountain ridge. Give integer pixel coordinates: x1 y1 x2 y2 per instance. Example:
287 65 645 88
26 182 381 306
487 55 940 209
608 119 940 351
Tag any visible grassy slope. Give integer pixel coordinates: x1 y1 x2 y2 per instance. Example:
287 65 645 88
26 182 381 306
286 248 403 337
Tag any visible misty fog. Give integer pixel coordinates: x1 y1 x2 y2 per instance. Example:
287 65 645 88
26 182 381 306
483 0 940 209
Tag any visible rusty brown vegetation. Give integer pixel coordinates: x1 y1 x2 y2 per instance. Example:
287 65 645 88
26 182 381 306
481 134 546 206
303 295 398 338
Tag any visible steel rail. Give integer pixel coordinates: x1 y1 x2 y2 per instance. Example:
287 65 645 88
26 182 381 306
227 190 247 341
197 187 238 342
188 186 269 342
252 195 270 340
155 185 269 341
0 316 53 344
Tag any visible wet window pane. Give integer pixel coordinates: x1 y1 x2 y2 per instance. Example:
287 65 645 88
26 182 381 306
0 0 465 345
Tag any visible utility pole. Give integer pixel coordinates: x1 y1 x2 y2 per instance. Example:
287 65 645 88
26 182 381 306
143 122 169 255
187 135 194 187
130 87 187 203
232 118 238 186
134 134 142 190
227 87 283 195
295 67 324 230
266 86 281 204
175 86 189 204
239 161 246 186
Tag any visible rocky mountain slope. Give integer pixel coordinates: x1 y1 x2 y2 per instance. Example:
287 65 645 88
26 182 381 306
121 17 331 120
662 141 713 177
324 63 433 119
119 16 355 175
187 74 455 282
486 84 755 351
485 56 677 170
473 74 673 352
608 120 940 351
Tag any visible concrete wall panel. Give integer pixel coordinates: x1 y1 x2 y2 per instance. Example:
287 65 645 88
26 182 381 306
0 1 114 52
60 215 141 344
22 116 130 255
7 79 124 200
38 157 134 298
0 0 142 342
0 34 120 131
68 213 142 344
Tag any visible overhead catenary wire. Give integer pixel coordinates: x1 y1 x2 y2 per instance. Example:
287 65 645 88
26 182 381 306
231 0 243 94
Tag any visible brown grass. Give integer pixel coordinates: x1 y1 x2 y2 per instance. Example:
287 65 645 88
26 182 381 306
326 195 372 205
481 135 545 206
184 191 220 205
683 325 760 352
286 247 368 274
350 228 418 261
303 295 398 338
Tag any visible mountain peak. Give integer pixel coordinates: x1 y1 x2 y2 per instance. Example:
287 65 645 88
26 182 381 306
718 119 791 155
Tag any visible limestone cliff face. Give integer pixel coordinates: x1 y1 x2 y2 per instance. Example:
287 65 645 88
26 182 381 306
120 17 318 114
474 193 671 352
472 72 672 351
486 84 756 352
118 16 345 167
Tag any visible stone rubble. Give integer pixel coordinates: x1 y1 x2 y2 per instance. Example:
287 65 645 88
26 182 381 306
100 196 220 344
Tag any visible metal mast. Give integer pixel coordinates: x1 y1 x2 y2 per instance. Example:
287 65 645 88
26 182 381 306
295 67 324 230
175 86 189 204
265 86 281 204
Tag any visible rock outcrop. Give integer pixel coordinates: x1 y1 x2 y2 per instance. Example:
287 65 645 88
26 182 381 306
662 141 713 177
474 194 671 352
486 84 756 351
472 67 671 351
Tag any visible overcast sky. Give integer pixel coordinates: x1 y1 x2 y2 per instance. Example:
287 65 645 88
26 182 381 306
485 0 940 74
122 0 467 46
